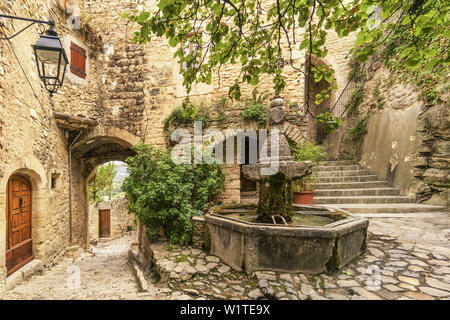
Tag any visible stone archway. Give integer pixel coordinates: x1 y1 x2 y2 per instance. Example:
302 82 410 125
69 126 140 249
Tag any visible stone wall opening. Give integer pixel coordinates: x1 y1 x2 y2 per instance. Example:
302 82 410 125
70 127 140 249
304 55 336 144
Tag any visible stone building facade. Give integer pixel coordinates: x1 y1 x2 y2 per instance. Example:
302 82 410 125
1 0 445 297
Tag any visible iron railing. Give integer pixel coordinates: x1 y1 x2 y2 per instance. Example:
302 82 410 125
330 74 358 118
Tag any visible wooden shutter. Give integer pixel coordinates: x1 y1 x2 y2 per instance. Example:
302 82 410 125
70 42 87 79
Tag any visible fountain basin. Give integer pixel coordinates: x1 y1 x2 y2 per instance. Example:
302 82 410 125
205 205 369 274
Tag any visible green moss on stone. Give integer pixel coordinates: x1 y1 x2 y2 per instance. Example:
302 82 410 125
257 178 294 223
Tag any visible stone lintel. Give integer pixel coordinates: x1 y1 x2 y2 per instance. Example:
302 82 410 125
54 112 97 130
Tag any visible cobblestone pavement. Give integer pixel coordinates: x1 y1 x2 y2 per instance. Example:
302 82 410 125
5 235 145 300
4 212 450 300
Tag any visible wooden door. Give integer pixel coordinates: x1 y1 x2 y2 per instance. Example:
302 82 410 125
99 209 110 238
6 175 33 276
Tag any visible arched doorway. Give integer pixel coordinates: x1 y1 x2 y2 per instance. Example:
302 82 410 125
304 55 335 144
6 175 33 276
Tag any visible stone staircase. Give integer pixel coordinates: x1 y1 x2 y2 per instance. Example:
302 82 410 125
314 160 446 215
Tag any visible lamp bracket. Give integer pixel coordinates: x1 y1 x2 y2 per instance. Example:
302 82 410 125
0 14 55 40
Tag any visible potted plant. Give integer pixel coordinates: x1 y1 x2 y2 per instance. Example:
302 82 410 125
290 140 328 205
293 174 317 205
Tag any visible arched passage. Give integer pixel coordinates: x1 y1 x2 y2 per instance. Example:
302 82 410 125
69 127 140 248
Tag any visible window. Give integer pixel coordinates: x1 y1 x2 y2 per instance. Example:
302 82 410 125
180 36 202 71
70 42 87 79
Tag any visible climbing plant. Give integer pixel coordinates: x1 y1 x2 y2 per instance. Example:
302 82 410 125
345 85 365 115
378 24 449 106
349 118 368 141
122 144 225 245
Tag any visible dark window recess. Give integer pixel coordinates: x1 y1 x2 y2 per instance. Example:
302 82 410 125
70 42 87 79
51 178 57 189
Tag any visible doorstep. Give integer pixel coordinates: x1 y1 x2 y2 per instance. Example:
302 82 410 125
6 259 44 290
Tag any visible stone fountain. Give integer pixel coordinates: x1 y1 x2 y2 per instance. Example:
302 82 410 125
241 95 312 223
204 96 369 274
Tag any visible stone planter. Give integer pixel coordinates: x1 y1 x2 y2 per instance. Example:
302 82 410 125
293 190 315 205
205 207 369 274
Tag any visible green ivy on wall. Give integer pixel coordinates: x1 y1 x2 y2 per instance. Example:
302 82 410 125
349 119 368 141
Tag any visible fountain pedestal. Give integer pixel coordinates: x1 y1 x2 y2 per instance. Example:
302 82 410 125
242 96 312 222
204 96 369 274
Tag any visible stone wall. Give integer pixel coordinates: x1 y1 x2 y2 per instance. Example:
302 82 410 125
0 0 106 293
0 0 358 294
327 62 449 206
89 197 135 240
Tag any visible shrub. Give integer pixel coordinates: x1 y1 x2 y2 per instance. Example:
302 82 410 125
163 98 211 136
290 140 328 163
241 88 269 125
122 144 225 245
212 97 229 126
241 102 268 125
290 140 328 192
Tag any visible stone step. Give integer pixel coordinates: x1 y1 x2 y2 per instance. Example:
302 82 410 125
323 203 445 213
314 195 415 205
353 212 449 218
315 188 400 197
315 181 390 190
315 165 360 172
317 175 379 183
317 169 371 177
6 259 44 290
318 160 355 166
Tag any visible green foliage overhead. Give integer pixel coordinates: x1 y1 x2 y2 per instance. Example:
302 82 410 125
124 0 448 113
88 162 117 204
122 144 225 245
352 1 449 72
379 22 449 106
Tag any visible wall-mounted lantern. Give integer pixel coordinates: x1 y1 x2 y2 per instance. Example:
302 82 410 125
32 26 68 96
0 14 68 96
